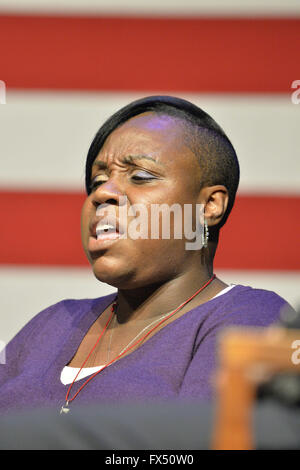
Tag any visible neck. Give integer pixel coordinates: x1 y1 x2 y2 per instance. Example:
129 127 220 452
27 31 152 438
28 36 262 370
115 265 219 324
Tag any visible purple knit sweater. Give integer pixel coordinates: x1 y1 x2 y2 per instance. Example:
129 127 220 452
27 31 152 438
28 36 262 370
0 285 292 414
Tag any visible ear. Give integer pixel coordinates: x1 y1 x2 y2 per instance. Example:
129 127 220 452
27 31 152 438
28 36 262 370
198 185 229 227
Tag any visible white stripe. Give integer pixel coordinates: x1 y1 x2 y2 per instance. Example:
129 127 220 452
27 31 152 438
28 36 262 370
0 266 116 344
1 92 300 194
0 0 299 16
0 266 299 344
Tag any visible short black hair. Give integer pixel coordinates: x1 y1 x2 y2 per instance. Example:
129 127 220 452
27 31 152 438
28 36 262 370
85 95 239 230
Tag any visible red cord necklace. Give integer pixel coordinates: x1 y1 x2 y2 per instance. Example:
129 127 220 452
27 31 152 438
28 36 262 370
60 273 216 414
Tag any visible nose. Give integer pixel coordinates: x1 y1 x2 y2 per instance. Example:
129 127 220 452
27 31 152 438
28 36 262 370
91 178 126 208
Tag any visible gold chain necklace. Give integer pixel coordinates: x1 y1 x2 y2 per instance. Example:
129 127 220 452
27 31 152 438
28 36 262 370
107 307 175 362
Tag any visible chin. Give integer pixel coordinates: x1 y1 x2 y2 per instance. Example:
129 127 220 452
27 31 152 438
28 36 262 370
91 257 135 289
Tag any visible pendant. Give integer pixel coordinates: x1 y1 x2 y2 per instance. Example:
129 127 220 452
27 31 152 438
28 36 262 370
60 401 70 414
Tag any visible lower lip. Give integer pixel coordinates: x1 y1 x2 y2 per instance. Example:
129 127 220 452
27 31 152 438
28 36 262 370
88 233 122 252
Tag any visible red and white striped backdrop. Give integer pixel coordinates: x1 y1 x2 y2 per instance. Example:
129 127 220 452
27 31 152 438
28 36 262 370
1 0 300 342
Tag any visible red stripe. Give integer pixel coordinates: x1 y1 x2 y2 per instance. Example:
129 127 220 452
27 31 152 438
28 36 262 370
0 191 299 270
1 15 299 92
215 195 300 270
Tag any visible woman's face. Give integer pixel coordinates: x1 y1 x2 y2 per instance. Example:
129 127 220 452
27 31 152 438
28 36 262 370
81 112 203 289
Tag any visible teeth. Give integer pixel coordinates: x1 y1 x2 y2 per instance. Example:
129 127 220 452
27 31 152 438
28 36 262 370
96 223 116 234
95 221 119 240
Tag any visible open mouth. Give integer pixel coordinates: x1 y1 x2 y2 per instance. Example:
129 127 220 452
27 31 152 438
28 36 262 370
96 223 120 240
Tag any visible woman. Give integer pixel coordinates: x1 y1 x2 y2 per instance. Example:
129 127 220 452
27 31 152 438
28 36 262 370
0 96 293 415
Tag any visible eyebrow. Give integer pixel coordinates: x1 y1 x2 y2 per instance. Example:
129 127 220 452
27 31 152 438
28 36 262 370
92 154 165 169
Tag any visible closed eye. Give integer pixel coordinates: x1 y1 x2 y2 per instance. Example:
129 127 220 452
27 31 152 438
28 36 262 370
131 170 157 182
89 170 158 191
89 178 108 191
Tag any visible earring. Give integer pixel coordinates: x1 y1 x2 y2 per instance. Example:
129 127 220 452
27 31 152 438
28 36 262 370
202 219 209 248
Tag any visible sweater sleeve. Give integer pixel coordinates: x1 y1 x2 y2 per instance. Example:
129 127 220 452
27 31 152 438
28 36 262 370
178 289 295 401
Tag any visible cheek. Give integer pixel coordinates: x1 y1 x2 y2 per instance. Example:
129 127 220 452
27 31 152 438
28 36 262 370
134 237 187 267
133 238 188 282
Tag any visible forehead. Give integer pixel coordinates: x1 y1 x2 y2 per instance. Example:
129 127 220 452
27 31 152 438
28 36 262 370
95 112 197 170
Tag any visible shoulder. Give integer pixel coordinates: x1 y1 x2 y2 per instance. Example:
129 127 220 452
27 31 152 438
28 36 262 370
203 284 295 329
0 293 115 387
7 292 117 346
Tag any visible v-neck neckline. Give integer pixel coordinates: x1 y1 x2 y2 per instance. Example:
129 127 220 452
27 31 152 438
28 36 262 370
54 285 241 383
